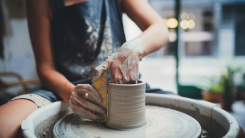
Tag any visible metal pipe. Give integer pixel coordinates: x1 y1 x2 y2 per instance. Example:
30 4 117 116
174 0 181 94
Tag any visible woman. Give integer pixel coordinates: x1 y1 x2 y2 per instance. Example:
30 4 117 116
0 0 169 137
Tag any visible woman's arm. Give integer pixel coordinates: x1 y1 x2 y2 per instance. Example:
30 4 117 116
26 0 74 103
121 0 169 58
92 0 169 84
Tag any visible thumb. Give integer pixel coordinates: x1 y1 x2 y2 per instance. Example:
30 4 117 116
91 60 111 82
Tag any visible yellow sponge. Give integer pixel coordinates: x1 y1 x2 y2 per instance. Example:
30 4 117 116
92 72 108 122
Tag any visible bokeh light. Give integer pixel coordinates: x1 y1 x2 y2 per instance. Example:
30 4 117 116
166 18 178 29
188 20 195 29
180 20 189 29
181 13 189 20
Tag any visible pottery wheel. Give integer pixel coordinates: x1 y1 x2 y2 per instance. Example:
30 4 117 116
53 105 201 138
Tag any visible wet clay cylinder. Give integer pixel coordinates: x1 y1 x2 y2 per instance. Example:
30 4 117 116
106 81 146 129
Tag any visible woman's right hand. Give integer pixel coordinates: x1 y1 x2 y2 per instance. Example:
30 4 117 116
69 84 106 120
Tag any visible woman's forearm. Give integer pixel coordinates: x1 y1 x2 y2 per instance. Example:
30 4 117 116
26 0 75 103
38 68 75 103
138 21 169 58
121 0 169 59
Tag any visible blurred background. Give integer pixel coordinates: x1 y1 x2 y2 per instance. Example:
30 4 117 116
0 0 245 130
124 0 245 130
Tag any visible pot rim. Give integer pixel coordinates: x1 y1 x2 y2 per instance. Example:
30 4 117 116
108 80 145 86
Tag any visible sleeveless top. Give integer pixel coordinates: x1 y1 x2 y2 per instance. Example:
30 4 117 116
50 0 126 82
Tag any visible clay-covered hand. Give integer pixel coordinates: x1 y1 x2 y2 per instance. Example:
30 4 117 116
92 38 145 84
69 84 106 120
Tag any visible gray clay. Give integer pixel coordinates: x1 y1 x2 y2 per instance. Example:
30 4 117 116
106 81 147 129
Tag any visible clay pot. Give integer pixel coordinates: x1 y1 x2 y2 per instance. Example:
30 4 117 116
202 90 235 111
202 90 221 103
242 92 245 104
219 97 234 112
219 92 237 112
106 81 146 129
238 125 245 138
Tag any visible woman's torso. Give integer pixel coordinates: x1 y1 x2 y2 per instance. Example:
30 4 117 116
50 0 126 82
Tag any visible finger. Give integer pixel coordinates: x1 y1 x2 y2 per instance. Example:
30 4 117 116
127 56 139 84
74 84 89 92
128 70 135 84
119 56 138 84
113 74 124 84
87 85 103 103
76 84 103 104
118 76 123 84
69 100 104 120
112 74 123 84
129 61 139 84
71 92 106 114
91 60 111 82
119 64 128 83
111 63 124 84
110 69 116 83
75 84 102 103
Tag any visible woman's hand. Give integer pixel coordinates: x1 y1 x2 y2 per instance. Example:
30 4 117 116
69 84 106 120
92 38 145 84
